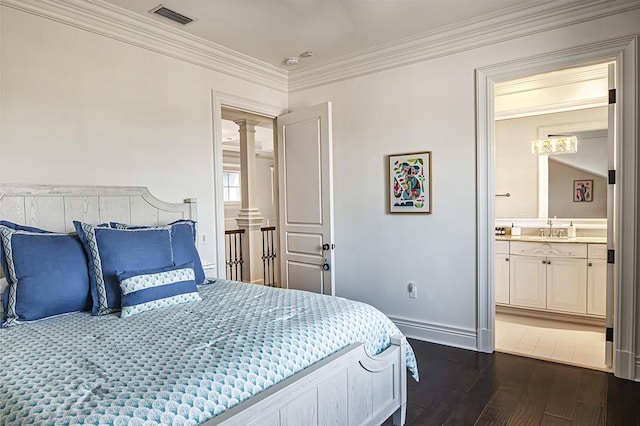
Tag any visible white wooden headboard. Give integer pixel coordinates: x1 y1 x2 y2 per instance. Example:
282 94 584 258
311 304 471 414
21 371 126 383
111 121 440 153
0 184 197 233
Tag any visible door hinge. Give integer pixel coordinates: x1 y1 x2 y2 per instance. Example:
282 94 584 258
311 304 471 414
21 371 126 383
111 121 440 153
607 249 615 264
609 88 617 104
606 327 614 342
608 170 616 184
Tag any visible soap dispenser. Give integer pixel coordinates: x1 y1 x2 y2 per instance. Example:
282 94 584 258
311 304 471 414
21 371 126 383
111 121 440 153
568 221 576 238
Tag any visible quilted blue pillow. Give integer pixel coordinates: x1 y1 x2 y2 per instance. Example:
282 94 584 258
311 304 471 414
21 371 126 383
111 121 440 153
0 223 90 326
110 220 206 284
74 222 174 315
117 263 201 318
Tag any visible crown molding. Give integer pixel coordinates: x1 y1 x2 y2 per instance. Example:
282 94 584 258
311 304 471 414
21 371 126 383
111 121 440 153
3 0 637 95
495 64 608 96
495 97 608 120
0 0 288 93
288 0 640 92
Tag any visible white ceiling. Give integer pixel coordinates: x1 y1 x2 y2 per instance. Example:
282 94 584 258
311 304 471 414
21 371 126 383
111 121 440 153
101 0 542 69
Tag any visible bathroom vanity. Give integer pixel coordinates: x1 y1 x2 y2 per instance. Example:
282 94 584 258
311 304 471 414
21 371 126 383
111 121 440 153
495 236 606 323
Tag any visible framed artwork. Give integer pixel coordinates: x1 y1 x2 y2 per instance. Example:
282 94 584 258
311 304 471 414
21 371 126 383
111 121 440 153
573 179 593 202
388 151 432 214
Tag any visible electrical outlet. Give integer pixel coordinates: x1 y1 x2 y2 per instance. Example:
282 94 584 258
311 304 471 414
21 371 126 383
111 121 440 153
408 281 417 298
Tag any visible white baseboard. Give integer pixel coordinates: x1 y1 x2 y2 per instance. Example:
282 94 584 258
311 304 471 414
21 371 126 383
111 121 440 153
389 316 477 351
632 354 640 382
476 328 493 353
615 349 637 381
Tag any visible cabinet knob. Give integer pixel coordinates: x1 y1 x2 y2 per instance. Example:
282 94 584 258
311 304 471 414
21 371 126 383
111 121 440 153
588 262 593 267
505 257 509 262
542 260 546 264
547 260 551 265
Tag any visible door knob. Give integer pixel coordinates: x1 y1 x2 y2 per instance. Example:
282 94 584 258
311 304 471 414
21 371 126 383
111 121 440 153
322 243 330 251
323 263 330 271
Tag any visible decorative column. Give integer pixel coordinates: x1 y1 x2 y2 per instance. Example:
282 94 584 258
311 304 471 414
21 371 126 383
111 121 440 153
234 119 264 283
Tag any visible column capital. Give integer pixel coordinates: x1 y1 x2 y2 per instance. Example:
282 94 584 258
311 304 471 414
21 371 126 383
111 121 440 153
233 119 259 133
236 208 264 229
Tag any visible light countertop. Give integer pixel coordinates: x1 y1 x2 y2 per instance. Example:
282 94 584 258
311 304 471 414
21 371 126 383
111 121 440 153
495 235 607 244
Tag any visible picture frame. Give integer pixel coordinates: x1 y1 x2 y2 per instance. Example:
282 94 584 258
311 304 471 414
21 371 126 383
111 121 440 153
573 179 593 202
388 151 432 214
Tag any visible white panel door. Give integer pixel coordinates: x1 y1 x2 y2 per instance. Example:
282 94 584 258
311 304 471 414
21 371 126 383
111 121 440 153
605 62 616 367
277 102 334 295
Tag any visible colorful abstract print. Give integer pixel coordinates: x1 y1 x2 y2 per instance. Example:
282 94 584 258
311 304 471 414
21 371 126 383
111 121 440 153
393 157 426 209
0 280 418 425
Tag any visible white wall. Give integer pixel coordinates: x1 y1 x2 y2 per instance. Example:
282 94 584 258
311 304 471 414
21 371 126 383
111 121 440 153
0 6 287 266
289 9 640 348
548 160 607 218
495 107 607 218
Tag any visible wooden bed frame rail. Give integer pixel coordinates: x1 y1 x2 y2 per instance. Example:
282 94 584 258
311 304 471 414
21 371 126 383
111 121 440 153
210 336 408 426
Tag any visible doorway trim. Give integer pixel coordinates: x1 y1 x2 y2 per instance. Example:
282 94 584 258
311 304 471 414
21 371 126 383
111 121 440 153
475 36 637 380
211 91 287 282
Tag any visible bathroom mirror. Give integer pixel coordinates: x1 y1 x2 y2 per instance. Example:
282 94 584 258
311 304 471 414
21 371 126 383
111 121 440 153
495 107 608 219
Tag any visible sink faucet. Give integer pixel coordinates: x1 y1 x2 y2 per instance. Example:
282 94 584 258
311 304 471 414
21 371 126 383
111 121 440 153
547 218 553 237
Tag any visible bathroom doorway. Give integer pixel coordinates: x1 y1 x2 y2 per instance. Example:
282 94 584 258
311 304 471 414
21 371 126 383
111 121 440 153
491 62 613 371
476 37 637 381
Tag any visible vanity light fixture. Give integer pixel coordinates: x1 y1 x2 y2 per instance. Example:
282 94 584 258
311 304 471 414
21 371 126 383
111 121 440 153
531 135 578 155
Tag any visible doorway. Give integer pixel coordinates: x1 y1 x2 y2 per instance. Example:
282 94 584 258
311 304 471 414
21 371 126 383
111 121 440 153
212 93 336 295
492 63 612 371
220 108 278 286
475 36 638 381
211 93 286 289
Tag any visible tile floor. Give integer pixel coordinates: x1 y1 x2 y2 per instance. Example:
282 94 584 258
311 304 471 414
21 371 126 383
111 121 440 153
495 312 609 371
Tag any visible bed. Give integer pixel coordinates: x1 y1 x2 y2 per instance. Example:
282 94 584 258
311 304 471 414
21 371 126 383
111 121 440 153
0 184 418 426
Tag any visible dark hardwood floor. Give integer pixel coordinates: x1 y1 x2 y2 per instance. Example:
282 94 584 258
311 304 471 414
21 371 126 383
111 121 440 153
384 338 640 425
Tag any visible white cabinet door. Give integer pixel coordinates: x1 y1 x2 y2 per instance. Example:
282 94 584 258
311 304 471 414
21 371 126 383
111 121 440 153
587 258 607 316
495 253 510 304
510 255 546 309
546 258 587 314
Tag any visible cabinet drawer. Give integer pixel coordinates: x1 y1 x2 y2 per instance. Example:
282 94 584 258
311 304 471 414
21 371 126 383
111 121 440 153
495 240 509 254
510 241 587 258
588 244 608 260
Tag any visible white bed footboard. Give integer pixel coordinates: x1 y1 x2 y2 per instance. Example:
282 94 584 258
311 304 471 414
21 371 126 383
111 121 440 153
208 336 408 426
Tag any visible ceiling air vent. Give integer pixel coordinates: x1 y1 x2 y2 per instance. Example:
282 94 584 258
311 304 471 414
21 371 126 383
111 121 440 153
149 5 194 25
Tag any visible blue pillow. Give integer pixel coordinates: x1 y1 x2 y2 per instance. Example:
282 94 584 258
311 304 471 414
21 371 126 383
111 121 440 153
110 220 206 284
117 263 201 318
0 220 52 279
0 223 90 326
0 220 52 233
74 222 174 315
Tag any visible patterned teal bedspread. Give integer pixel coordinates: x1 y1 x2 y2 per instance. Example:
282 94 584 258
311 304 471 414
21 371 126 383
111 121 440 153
0 280 418 425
